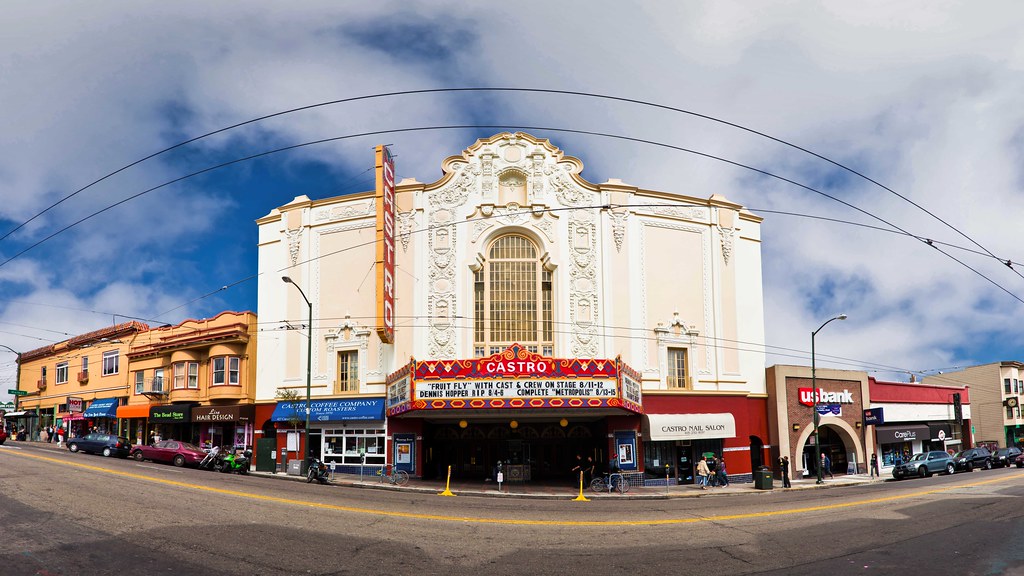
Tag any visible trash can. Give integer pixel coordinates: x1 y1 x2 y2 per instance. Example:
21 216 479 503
754 466 773 490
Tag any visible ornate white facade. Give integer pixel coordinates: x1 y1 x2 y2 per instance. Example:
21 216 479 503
255 132 766 404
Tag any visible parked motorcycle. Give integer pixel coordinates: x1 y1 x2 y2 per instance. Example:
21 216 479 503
217 448 251 474
197 445 223 471
307 457 330 484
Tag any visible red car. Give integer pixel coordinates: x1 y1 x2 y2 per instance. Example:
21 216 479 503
131 440 206 467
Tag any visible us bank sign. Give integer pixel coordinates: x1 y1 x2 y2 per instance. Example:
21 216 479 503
797 388 855 407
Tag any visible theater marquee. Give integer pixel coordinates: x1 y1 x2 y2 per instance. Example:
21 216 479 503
385 344 644 416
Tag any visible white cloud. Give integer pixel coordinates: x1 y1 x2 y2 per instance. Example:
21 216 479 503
3 1 1024 399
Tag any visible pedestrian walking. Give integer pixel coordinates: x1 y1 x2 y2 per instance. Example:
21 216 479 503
584 456 594 485
706 455 719 487
717 456 730 487
696 456 711 489
780 456 792 488
821 453 834 479
55 426 64 448
570 454 584 486
39 427 49 443
46 425 54 443
870 453 879 478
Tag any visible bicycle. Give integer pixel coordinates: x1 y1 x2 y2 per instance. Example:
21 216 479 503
376 465 409 486
589 472 630 494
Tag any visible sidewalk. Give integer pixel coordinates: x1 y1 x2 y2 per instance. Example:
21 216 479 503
247 467 885 499
14 439 885 499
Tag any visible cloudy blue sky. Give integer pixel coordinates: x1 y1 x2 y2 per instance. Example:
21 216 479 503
2 2 1024 400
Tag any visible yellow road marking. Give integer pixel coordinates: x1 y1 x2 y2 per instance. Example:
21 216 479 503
6 450 1023 526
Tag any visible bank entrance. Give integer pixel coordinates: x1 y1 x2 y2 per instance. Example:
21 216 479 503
802 425 850 476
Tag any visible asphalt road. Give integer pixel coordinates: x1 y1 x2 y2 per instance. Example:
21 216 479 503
2 442 1023 576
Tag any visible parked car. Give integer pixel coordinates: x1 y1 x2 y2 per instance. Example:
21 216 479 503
1015 452 1024 468
951 447 992 472
892 451 955 480
67 433 132 457
131 440 206 467
991 447 1022 468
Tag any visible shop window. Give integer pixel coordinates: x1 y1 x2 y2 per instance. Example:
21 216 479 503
667 348 689 389
212 357 240 386
473 234 554 357
134 371 144 395
56 362 68 385
322 428 386 466
102 351 119 376
337 351 358 393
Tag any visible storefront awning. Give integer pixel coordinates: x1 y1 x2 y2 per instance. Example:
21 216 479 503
2 410 33 418
82 398 119 418
875 425 929 444
644 413 736 441
271 399 384 422
116 404 152 419
56 412 86 421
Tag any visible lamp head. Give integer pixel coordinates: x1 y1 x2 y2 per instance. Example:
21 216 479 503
281 276 293 284
837 314 848 321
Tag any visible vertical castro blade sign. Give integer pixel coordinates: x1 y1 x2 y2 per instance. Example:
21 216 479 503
375 144 396 344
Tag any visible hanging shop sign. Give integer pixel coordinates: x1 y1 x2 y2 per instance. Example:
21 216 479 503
385 343 643 416
374 144 396 344
863 407 884 426
67 397 84 414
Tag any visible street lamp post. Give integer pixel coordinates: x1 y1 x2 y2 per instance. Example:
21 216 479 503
812 313 847 485
282 276 313 475
0 344 21 411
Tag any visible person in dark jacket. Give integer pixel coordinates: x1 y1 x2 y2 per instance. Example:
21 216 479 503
779 456 792 488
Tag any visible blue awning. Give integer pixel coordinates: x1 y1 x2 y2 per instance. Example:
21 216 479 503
270 399 384 422
82 398 119 418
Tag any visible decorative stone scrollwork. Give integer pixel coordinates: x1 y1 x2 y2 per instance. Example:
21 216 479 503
717 225 735 265
610 210 630 252
285 229 302 266
495 202 528 225
397 211 416 252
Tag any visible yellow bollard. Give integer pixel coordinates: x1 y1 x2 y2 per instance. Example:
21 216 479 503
438 464 456 497
573 470 590 502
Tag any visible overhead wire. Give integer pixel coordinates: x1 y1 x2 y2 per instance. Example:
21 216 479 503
3 123 1023 310
2 87 1012 285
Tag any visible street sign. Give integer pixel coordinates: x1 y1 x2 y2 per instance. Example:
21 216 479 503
8 389 27 396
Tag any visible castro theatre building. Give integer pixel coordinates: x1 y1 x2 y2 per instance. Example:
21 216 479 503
256 132 768 483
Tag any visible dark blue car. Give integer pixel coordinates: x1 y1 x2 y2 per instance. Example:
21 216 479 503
67 433 132 458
